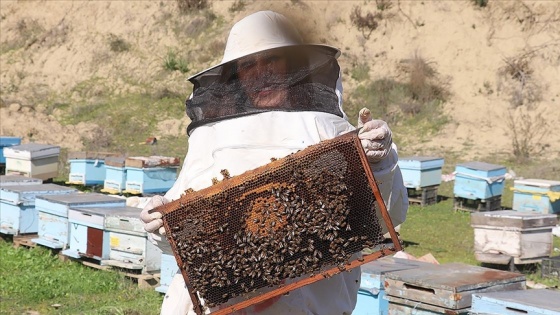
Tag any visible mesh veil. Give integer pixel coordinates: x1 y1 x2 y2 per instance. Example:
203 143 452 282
186 46 343 135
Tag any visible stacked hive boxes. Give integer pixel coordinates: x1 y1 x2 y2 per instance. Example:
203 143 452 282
67 152 118 186
512 179 560 214
384 263 526 314
3 143 60 180
454 161 506 212
124 156 179 195
32 193 125 249
398 156 444 206
102 157 127 194
0 184 76 235
471 210 557 266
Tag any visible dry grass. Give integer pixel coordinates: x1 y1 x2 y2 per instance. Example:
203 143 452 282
176 0 209 14
504 108 550 162
498 52 543 108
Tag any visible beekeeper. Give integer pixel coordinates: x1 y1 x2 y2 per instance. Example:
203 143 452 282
140 11 407 315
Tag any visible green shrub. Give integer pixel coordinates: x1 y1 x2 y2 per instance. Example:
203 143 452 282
176 0 209 14
108 34 130 52
350 62 370 82
163 50 190 73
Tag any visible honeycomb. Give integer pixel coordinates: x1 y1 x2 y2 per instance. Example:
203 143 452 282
154 132 399 314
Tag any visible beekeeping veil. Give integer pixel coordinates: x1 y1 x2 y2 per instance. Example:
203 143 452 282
185 10 346 134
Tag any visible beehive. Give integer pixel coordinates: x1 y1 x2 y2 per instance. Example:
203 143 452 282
384 263 526 314
0 184 76 235
454 161 506 200
124 156 179 194
354 257 428 315
155 252 180 294
471 210 557 265
63 206 135 261
67 152 117 186
154 132 401 314
0 175 42 186
102 157 127 194
33 193 125 249
3 143 60 180
471 289 560 315
512 179 560 214
398 156 444 189
103 206 161 273
0 136 21 165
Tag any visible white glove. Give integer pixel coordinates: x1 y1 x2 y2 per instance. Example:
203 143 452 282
140 195 168 235
357 108 392 164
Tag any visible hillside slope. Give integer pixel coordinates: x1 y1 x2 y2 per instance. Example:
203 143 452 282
1 0 559 162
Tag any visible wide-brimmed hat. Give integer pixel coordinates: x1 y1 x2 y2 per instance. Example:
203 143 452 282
188 11 340 82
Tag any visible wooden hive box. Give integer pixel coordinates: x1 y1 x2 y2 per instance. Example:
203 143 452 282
0 184 76 235
471 210 557 265
3 143 60 180
32 193 125 249
124 156 179 195
354 257 429 315
398 156 444 189
67 152 118 186
0 136 21 164
454 162 506 200
471 289 560 315
0 175 42 186
384 263 526 314
102 157 127 194
155 252 180 294
102 206 161 273
512 179 560 214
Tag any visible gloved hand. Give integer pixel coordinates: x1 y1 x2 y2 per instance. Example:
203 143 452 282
357 108 392 164
140 195 169 236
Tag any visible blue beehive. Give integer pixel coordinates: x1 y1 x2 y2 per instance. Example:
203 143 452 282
454 162 507 200
354 257 426 315
0 136 21 164
398 156 444 189
1 175 42 186
156 252 180 294
124 156 179 195
471 289 560 315
67 152 117 186
0 184 76 235
103 206 161 273
62 205 141 262
512 179 560 214
33 193 125 249
102 157 126 194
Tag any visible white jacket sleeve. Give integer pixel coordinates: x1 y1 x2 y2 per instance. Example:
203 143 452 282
368 142 408 234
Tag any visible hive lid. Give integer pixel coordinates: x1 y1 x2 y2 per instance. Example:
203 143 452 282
67 151 119 160
70 205 141 217
457 161 505 171
385 263 525 293
0 175 43 186
36 193 125 206
125 156 180 168
360 257 431 276
400 156 443 162
473 289 560 311
0 136 21 146
514 178 560 188
105 156 126 167
471 210 557 228
3 143 60 159
0 183 76 193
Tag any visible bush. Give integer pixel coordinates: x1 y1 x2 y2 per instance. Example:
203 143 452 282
505 108 550 162
108 34 130 52
176 0 209 14
350 62 370 82
229 0 246 13
473 0 488 7
498 52 542 108
350 6 382 39
376 0 393 11
163 50 190 74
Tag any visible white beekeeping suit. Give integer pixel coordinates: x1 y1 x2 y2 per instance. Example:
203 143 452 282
141 11 407 315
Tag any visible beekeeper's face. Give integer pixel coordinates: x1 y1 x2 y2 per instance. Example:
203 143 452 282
237 51 289 108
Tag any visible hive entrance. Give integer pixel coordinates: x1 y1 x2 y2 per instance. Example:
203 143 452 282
155 132 401 314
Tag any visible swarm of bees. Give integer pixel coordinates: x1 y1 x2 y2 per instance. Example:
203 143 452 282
164 137 386 308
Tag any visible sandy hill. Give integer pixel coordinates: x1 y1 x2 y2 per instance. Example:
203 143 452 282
1 0 559 166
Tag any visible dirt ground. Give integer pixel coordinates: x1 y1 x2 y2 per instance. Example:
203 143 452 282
1 0 559 159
